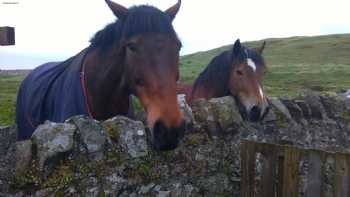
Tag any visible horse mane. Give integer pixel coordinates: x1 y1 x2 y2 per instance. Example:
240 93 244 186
192 51 232 96
89 5 178 51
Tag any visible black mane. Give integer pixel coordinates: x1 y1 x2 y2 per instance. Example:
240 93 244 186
89 5 178 50
192 46 265 95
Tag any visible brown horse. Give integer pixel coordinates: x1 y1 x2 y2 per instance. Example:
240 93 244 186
16 0 184 150
178 39 269 121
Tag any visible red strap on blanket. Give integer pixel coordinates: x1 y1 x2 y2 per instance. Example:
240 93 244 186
80 61 94 118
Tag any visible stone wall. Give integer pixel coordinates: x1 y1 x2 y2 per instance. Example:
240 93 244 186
0 90 349 196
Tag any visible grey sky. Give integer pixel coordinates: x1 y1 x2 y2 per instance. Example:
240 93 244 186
1 0 350 69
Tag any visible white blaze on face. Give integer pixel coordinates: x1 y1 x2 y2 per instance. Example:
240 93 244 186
259 86 264 100
247 58 256 72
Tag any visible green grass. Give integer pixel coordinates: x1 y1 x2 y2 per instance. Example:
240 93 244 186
263 63 350 96
1 33 350 125
0 75 23 125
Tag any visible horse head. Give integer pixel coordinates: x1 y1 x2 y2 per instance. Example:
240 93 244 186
228 39 269 121
105 0 185 150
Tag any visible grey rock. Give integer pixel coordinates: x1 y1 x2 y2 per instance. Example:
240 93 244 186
31 121 76 170
192 96 242 135
209 96 242 131
300 90 328 120
295 100 313 120
269 97 293 121
192 98 217 132
139 183 156 194
119 192 138 197
156 190 171 197
68 115 110 161
153 185 162 192
321 95 350 121
168 183 197 197
281 99 304 122
338 89 350 99
103 172 128 194
103 116 148 158
34 188 52 197
11 192 25 197
0 125 17 192
0 125 17 155
197 174 230 195
183 184 196 197
15 140 32 176
178 94 195 125
81 177 100 197
261 104 277 123
65 187 77 196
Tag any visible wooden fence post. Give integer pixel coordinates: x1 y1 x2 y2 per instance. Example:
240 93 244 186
259 143 278 197
334 153 350 197
305 150 325 197
241 140 257 197
241 141 350 197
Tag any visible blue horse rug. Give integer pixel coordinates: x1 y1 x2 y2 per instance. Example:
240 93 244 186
16 49 92 140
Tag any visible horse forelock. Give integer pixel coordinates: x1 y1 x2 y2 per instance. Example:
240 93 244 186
89 5 179 52
242 47 265 71
123 6 178 40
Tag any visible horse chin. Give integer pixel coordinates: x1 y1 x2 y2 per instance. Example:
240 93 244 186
151 120 185 151
233 95 269 122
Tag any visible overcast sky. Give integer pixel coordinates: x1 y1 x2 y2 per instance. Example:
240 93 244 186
1 0 350 69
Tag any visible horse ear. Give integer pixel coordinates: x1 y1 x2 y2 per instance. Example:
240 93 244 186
232 39 242 58
256 41 266 54
165 0 181 21
105 0 128 19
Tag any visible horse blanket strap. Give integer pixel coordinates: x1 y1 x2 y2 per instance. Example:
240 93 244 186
16 49 91 140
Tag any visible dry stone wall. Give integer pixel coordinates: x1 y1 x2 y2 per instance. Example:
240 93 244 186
0 90 349 196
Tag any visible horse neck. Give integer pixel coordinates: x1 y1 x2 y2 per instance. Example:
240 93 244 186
191 53 230 102
84 47 130 119
191 79 228 102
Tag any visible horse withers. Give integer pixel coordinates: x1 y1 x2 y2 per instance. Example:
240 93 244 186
16 0 185 151
178 39 269 122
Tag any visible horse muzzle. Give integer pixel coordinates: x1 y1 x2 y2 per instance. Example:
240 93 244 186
248 105 270 122
152 120 185 151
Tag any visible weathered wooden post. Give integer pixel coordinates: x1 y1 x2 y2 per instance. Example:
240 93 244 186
0 26 15 46
240 140 350 197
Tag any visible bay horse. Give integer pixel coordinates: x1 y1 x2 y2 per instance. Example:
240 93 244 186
178 39 269 121
16 0 185 150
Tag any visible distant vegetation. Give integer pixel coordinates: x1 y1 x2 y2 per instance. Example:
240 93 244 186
1 34 350 125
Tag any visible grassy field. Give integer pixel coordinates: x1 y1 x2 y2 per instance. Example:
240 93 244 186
0 75 23 125
1 33 350 125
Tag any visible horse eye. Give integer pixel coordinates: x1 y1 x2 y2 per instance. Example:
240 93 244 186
236 70 243 75
127 42 137 52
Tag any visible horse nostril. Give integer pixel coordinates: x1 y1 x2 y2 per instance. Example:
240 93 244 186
249 106 261 122
152 120 185 151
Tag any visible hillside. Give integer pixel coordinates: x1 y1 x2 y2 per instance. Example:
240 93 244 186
1 33 350 125
180 33 350 96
